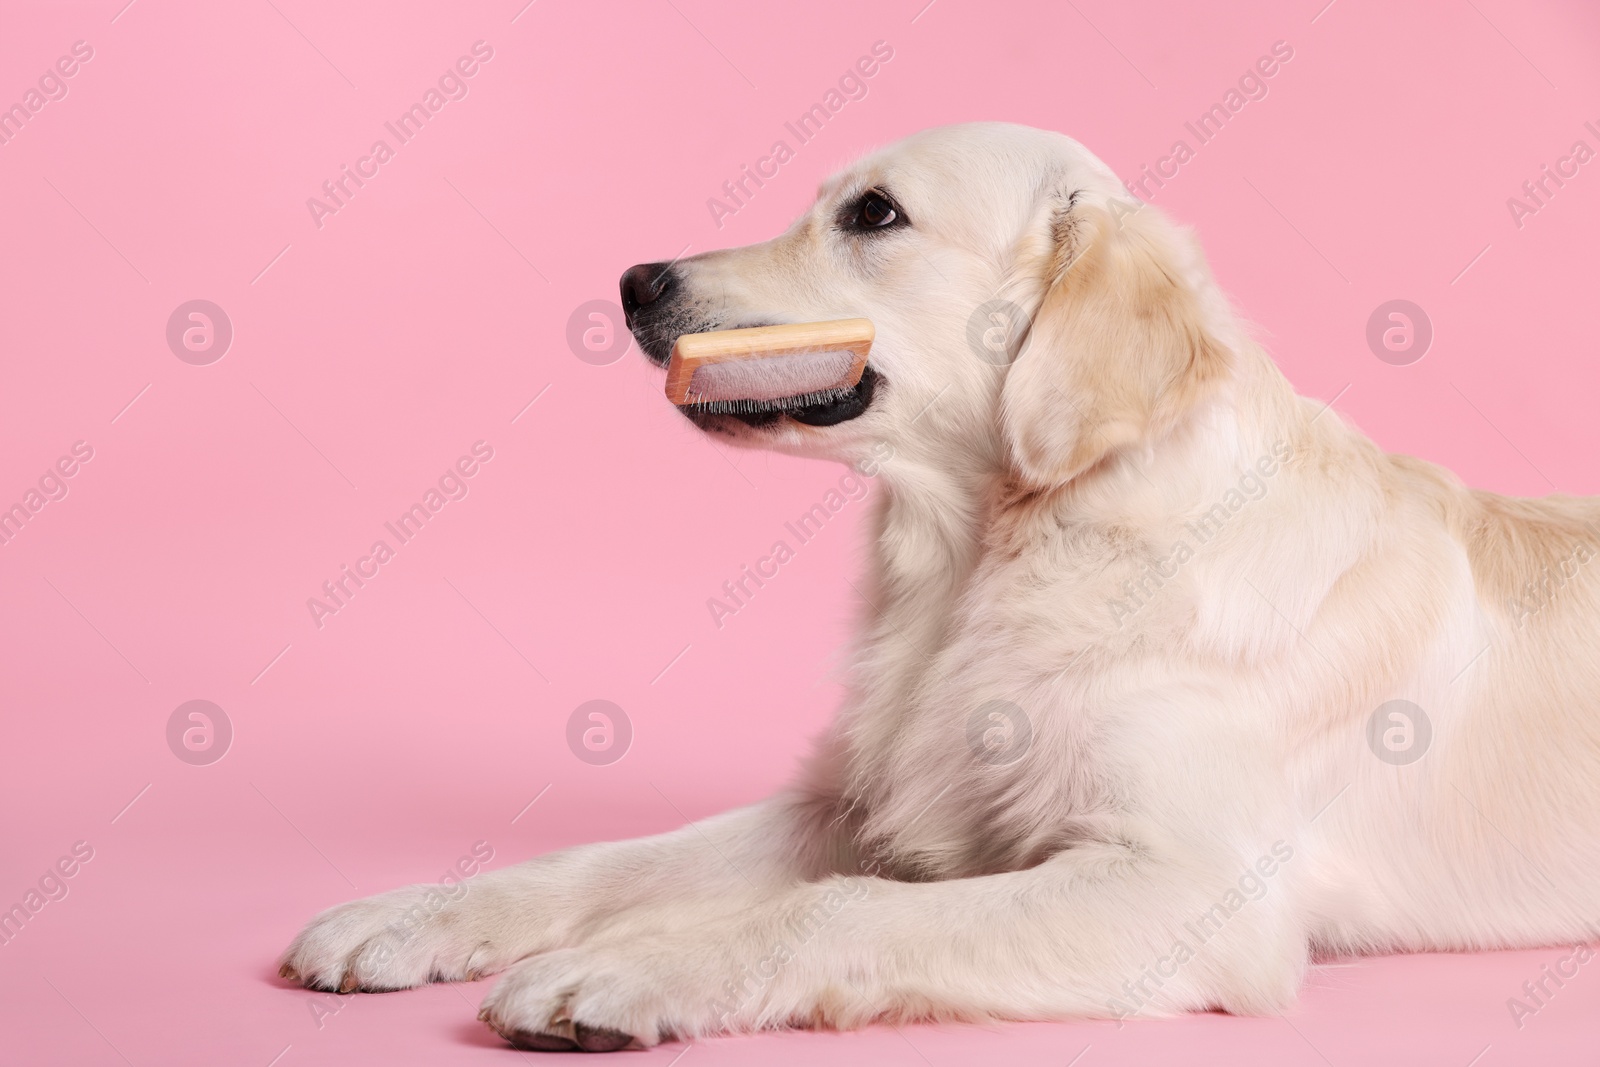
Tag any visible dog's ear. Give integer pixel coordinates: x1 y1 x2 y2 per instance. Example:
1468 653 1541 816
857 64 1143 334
1000 198 1230 488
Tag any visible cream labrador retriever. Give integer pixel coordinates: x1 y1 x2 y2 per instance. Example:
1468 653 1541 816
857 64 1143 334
280 122 1600 1051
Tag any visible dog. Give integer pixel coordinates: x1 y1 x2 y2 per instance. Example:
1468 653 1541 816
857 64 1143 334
280 122 1600 1051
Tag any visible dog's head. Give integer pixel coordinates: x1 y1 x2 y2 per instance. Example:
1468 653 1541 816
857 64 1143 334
622 122 1231 489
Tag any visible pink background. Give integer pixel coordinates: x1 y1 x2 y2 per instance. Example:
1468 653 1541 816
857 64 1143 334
2 0 1598 1063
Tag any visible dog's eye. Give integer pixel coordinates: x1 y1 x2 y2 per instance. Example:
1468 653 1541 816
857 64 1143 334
844 189 906 232
859 192 897 227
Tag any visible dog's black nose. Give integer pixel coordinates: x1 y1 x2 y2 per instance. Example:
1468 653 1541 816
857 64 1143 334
619 262 674 320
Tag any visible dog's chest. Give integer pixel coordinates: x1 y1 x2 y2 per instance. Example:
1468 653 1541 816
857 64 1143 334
835 494 1145 878
844 595 1122 878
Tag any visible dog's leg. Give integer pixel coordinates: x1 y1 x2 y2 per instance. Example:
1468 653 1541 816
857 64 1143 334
279 790 848 994
475 836 1307 1049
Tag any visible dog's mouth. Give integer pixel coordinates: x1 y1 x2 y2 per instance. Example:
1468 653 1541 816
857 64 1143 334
636 324 879 429
680 364 879 428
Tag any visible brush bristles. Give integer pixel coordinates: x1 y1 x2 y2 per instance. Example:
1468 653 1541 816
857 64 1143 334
680 385 857 415
683 349 857 405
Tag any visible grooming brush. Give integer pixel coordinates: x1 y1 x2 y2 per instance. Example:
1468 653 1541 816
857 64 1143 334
664 319 874 414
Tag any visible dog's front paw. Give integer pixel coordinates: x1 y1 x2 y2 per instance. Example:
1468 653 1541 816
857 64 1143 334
477 940 743 1052
279 882 526 993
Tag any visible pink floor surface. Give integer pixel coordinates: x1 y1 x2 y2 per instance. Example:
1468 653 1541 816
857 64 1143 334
3 0 1599 1063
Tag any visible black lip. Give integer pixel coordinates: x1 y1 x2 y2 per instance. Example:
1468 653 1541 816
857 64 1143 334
786 363 878 425
681 364 880 428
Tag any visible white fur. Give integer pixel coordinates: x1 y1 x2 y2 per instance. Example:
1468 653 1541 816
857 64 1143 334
281 123 1600 1050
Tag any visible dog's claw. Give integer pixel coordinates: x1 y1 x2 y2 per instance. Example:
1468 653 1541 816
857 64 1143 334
337 971 358 994
505 1028 580 1052
575 1024 634 1052
278 963 300 982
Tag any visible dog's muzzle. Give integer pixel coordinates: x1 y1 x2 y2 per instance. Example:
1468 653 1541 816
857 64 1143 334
618 262 879 426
